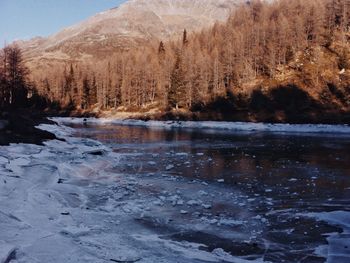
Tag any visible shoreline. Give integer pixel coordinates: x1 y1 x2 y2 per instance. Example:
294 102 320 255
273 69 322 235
53 117 350 137
0 110 59 146
1 108 350 147
95 109 350 125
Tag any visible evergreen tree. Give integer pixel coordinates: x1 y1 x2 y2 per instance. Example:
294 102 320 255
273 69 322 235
114 83 122 108
168 51 186 109
16 0 350 114
43 78 50 96
182 29 189 46
63 64 78 107
158 41 166 55
82 76 90 109
89 74 98 107
70 64 79 106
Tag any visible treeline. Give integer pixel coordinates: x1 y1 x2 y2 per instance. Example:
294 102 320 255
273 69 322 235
0 46 30 109
0 45 53 111
28 0 350 112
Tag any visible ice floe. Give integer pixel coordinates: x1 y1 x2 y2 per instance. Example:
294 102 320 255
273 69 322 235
300 211 350 263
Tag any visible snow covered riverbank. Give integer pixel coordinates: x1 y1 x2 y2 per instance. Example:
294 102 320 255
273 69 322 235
53 117 350 136
0 122 269 262
0 120 349 262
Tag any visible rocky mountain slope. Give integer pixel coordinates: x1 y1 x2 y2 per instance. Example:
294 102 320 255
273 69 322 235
17 0 243 63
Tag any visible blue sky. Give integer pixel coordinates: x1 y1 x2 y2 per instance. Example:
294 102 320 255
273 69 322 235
0 0 127 46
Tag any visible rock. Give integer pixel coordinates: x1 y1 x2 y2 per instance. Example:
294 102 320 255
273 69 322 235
180 210 188 214
0 241 16 263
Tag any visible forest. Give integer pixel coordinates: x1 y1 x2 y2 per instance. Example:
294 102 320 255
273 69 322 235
0 45 57 145
0 45 52 111
1 0 350 123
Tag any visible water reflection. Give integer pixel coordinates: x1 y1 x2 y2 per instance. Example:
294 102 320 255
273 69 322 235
67 122 350 262
69 123 350 210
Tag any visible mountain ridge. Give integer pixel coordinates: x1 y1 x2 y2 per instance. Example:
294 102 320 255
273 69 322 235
17 0 243 62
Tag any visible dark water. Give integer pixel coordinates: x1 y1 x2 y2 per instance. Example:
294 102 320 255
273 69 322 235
68 122 350 262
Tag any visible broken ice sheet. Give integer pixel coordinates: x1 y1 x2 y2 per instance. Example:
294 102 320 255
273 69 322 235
0 119 349 262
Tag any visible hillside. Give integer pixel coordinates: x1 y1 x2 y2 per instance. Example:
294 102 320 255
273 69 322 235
4 0 350 124
17 0 242 63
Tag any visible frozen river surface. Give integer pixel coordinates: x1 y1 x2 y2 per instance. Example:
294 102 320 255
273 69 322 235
0 118 349 263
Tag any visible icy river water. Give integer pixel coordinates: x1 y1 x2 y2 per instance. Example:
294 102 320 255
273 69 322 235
67 120 350 263
1 119 349 263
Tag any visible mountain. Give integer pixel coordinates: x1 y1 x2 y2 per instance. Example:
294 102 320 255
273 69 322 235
18 0 243 63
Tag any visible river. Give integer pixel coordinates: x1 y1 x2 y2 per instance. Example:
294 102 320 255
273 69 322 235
64 120 350 263
1 119 349 262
